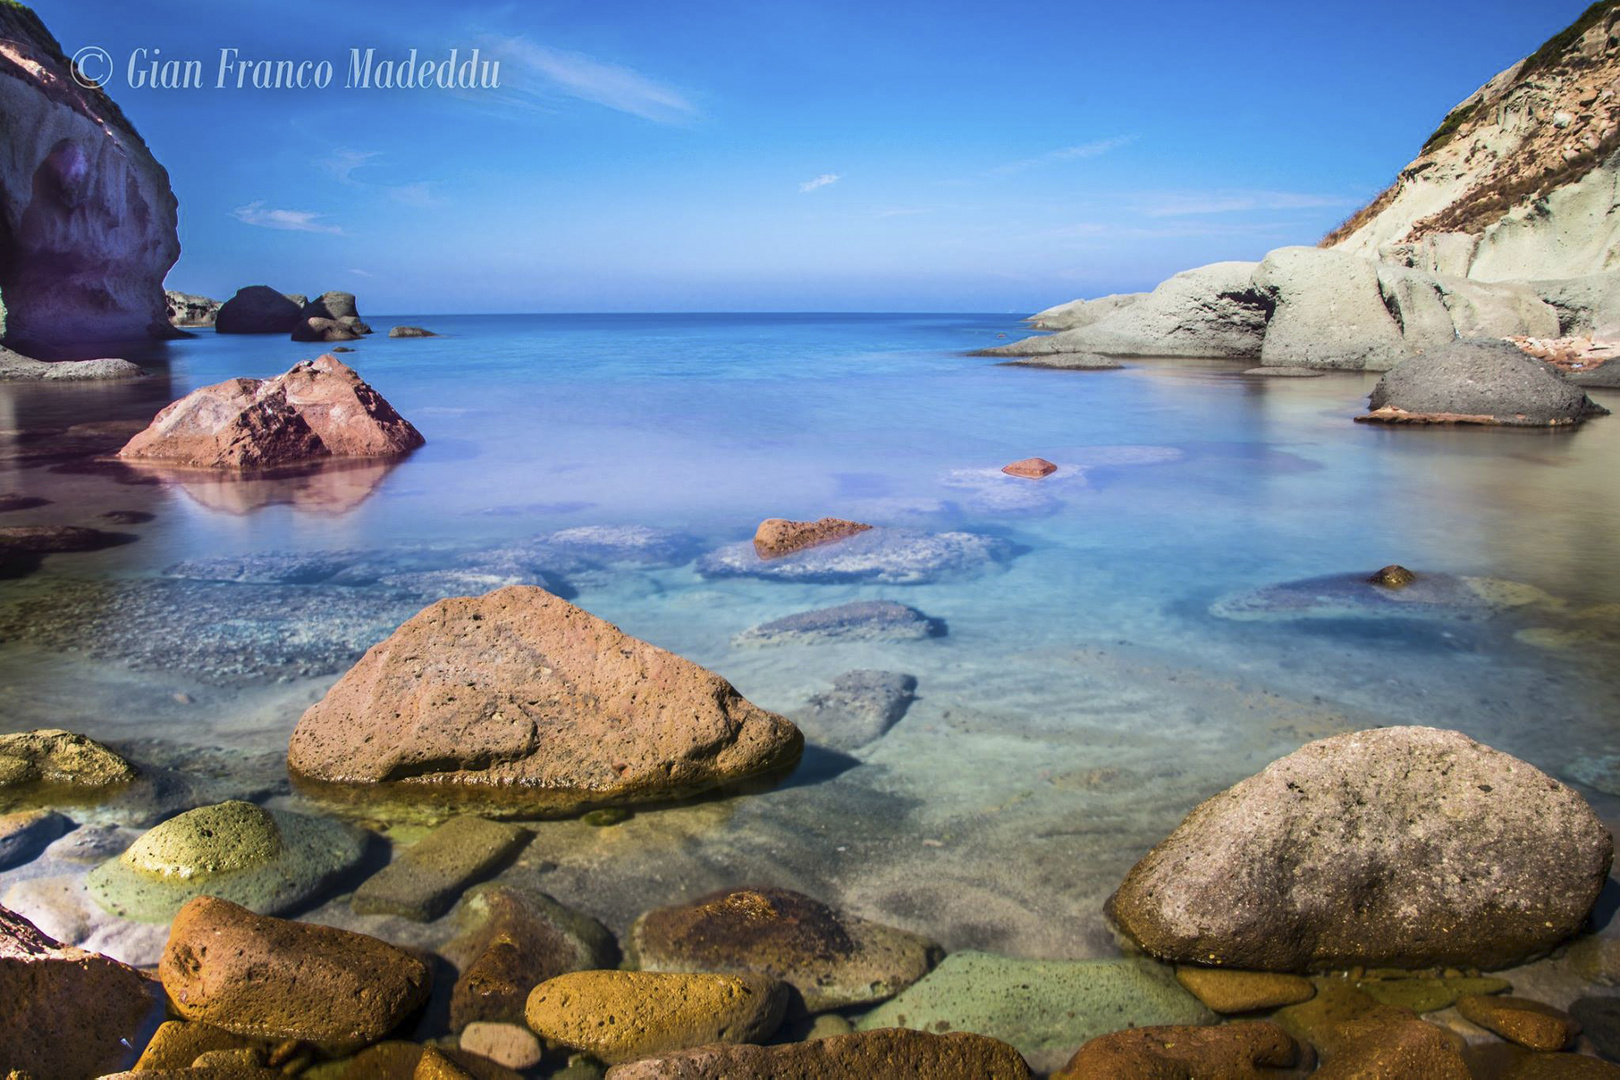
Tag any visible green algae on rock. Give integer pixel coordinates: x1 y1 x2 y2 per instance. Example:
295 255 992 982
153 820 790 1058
351 815 528 922
86 801 366 921
0 728 137 790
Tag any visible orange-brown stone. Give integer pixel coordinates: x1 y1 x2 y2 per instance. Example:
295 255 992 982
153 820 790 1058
1001 457 1058 479
752 517 872 560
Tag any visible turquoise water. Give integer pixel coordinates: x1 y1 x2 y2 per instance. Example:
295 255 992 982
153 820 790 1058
1 312 1617 960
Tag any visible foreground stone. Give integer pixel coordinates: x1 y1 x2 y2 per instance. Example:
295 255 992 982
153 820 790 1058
796 671 918 750
288 586 803 814
753 517 872 560
118 354 425 470
1174 967 1316 1013
1360 340 1608 426
732 600 944 647
160 896 432 1052
1314 1018 1469 1078
631 886 936 1011
0 728 137 790
214 286 304 334
0 347 148 381
0 904 165 1078
525 970 787 1065
352 815 528 921
1053 1021 1300 1079
446 884 618 1030
1108 727 1613 971
87 800 366 921
700 528 1010 585
604 1029 1033 1079
132 1019 276 1069
1458 994 1580 1051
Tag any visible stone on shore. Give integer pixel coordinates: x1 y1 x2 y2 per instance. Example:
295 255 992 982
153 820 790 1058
524 970 787 1065
630 886 937 1011
214 286 305 334
855 952 1214 1074
390 326 438 338
0 808 69 869
602 1029 1034 1079
753 517 873 560
1108 727 1614 971
1458 994 1580 1051
0 347 148 381
1053 1021 1300 1079
700 527 1010 585
160 896 433 1053
118 354 426 470
1001 457 1058 479
86 800 366 921
0 904 166 1078
0 728 137 790
287 586 803 814
733 600 944 647
1361 340 1608 426
796 670 917 750
446 884 618 1030
352 815 528 922
1174 967 1316 1013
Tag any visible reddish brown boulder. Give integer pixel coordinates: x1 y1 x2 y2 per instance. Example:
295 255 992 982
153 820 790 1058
1458 994 1581 1051
1054 1021 1300 1078
287 586 802 815
0 903 165 1078
753 518 872 560
1001 457 1058 479
159 896 432 1053
602 1029 1032 1079
117 355 423 470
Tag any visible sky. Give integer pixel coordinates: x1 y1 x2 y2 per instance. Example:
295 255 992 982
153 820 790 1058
37 0 1599 313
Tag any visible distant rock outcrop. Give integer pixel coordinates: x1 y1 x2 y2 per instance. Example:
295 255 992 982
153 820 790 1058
0 347 145 382
214 286 305 335
0 4 179 349
164 291 221 328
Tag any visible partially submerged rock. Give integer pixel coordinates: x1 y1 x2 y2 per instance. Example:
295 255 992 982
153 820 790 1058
603 1029 1033 1079
1108 727 1614 971
214 286 304 334
86 800 366 921
0 808 69 869
1001 457 1058 479
287 586 803 815
293 316 363 343
0 728 137 790
1360 340 1608 426
0 523 137 578
996 352 1124 370
1210 569 1551 623
630 886 937 1011
1314 1018 1470 1078
118 354 425 469
351 815 528 921
732 600 944 647
796 670 917 750
166 291 222 328
1369 564 1417 587
1457 994 1580 1051
0 347 148 381
1174 967 1316 1013
701 528 1011 585
159 896 433 1053
390 326 438 338
1053 1021 1300 1079
752 517 872 560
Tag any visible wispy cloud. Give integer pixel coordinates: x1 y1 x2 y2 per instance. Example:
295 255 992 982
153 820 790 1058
989 136 1135 176
388 181 441 209
324 149 380 184
349 268 375 278
799 173 841 193
489 37 697 123
231 201 343 235
321 150 444 209
1141 191 1354 217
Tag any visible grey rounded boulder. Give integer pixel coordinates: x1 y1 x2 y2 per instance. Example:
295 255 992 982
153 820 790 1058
1108 727 1614 972
86 800 366 921
1361 340 1609 426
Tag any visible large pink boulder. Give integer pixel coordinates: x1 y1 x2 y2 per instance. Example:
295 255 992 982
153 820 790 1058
117 355 423 470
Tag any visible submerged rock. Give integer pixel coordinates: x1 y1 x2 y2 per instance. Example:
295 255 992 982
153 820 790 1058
525 970 787 1065
86 800 366 921
0 523 137 577
733 600 945 647
1174 967 1316 1013
0 808 69 869
287 586 803 815
603 1029 1033 1079
700 528 1011 585
214 286 304 334
351 815 528 921
796 670 918 750
630 886 937 1011
995 352 1125 370
0 729 137 791
1210 569 1551 623
1108 727 1614 971
1360 340 1608 426
160 896 433 1053
753 517 873 560
1457 995 1580 1051
1054 1021 1300 1080
118 354 425 469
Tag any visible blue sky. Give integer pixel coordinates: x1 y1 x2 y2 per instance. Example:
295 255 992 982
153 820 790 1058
39 0 1595 313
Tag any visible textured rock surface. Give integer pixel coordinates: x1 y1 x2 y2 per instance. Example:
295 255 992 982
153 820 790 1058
1314 1018 1470 1078
733 600 944 646
1363 340 1607 425
700 528 1010 585
1174 967 1316 1013
0 904 166 1078
1109 727 1614 971
795 670 917 750
287 586 802 814
166 291 221 328
132 1019 275 1070
0 808 68 869
1458 994 1580 1050
753 517 873 559
1053 1021 1300 1080
446 884 617 1030
294 316 363 343
1255 247 1408 370
630 886 936 1011
214 286 304 334
160 896 433 1052
0 346 148 381
390 326 438 338
603 1029 1033 1079
0 728 136 789
351 815 528 921
118 354 425 469
0 4 178 348
525 969 787 1064
459 1022 543 1070
1001 457 1058 478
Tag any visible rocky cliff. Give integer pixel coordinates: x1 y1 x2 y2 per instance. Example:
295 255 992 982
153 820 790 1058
1326 1 1620 280
0 2 179 351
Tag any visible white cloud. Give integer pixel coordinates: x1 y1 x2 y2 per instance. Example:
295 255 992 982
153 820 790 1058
231 201 343 235
1142 191 1354 217
388 181 441 209
324 148 380 184
349 268 375 278
989 136 1134 175
490 38 697 123
799 173 841 193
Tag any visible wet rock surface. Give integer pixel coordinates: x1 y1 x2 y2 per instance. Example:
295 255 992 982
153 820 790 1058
733 599 945 646
700 527 1013 585
351 815 528 921
1458 994 1581 1051
603 1028 1034 1079
1174 966 1317 1013
752 517 873 559
0 728 137 791
0 523 137 578
1053 1020 1300 1079
795 670 918 750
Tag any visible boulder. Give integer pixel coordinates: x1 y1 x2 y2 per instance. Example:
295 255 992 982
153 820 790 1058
796 670 917 750
166 291 222 328
0 904 166 1078
213 286 305 334
0 346 147 381
0 808 69 869
602 1029 1033 1079
629 886 937 1011
86 800 367 921
1002 457 1057 479
1312 1018 1469 1079
446 884 617 1030
1534 277 1620 338
117 354 425 469
390 326 438 338
302 291 363 323
1053 1021 1301 1079
1376 266 1561 345
753 517 872 559
292 316 363 343
159 896 433 1053
525 970 787 1065
1255 247 1407 370
351 815 528 922
700 528 1010 585
286 586 803 814
1028 291 1145 331
0 5 179 348
1361 340 1608 426
1108 727 1614 971
732 600 944 647
1457 995 1580 1051
0 728 137 790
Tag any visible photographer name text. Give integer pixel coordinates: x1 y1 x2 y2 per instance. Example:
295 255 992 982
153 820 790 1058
70 46 501 92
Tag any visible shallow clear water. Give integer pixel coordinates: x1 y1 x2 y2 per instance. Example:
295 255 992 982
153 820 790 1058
2 313 1617 960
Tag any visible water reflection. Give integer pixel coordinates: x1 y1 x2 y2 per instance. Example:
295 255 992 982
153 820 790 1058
124 456 405 517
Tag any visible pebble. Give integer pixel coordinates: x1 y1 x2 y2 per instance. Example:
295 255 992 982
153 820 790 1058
459 1021 544 1069
1458 994 1581 1051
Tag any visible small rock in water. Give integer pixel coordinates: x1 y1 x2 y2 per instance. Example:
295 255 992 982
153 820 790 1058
160 896 433 1053
0 808 69 869
460 1021 544 1070
0 525 137 578
1001 457 1058 479
101 509 156 525
732 599 944 647
602 1029 1033 1079
1354 973 1510 1012
0 729 137 791
1359 340 1608 427
0 494 50 512
390 325 438 337
582 807 630 827
351 815 529 922
700 527 1011 585
1315 1017 1470 1078
1369 564 1417 587
1174 966 1316 1013
796 671 918 750
752 516 873 560
1054 1021 1300 1079
525 970 787 1065
1457 994 1580 1051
